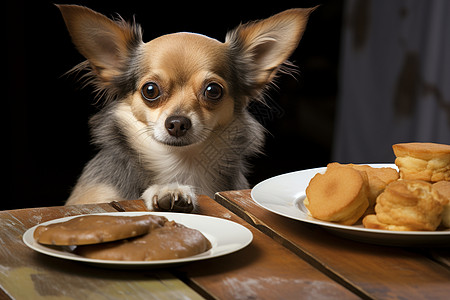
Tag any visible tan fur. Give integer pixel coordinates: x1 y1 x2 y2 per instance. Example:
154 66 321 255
225 8 316 87
129 33 235 138
57 5 315 211
58 4 141 81
66 183 121 205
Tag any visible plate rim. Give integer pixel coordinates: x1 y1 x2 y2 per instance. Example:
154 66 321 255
23 211 253 266
251 163 450 238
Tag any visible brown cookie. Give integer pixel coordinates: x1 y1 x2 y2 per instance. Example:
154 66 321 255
75 221 212 261
34 214 167 246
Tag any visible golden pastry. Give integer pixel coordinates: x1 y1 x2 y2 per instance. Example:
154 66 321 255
364 180 446 231
433 181 450 228
392 142 450 182
305 165 369 225
327 163 398 207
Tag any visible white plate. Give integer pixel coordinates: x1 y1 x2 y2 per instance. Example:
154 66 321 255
251 164 450 247
23 212 253 268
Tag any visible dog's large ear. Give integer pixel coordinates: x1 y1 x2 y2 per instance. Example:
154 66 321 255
226 7 316 95
57 5 142 86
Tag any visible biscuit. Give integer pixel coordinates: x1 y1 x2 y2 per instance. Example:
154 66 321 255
34 215 167 246
75 221 212 261
392 142 450 182
433 181 450 228
362 214 416 231
370 180 446 231
327 163 399 207
305 165 369 225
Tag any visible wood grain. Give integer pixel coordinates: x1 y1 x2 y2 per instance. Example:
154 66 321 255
116 197 359 299
176 196 359 300
4 193 447 300
0 203 203 300
215 190 450 300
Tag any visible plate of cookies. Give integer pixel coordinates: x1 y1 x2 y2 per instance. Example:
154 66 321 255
251 142 450 246
23 212 253 268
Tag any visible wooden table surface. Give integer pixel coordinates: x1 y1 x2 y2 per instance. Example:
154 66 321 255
1 190 449 299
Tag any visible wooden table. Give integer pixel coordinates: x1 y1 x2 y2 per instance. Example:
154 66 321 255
1 190 449 299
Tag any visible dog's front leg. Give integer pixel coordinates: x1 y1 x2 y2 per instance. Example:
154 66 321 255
141 183 196 213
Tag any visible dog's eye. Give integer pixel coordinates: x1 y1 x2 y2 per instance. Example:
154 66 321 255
204 83 223 101
141 82 160 101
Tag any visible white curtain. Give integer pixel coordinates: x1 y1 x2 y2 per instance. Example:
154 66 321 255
333 0 450 163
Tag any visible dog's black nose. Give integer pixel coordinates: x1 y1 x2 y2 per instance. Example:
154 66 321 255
165 116 192 137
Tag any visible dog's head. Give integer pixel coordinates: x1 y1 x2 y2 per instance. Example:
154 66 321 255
58 5 315 147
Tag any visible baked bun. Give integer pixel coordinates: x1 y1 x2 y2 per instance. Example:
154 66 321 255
362 214 416 231
305 165 369 225
364 180 446 231
327 163 398 207
392 142 450 182
433 181 450 228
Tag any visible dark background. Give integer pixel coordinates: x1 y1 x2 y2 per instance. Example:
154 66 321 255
7 0 342 210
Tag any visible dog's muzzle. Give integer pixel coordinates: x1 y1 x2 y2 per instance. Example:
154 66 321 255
165 116 192 138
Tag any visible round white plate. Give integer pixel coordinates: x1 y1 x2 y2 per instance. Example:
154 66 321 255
251 164 450 246
23 212 253 268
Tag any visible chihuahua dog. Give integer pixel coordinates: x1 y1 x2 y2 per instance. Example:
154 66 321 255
58 4 314 212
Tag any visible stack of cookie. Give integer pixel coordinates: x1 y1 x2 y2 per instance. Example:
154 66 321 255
305 142 449 231
34 214 212 260
304 163 398 225
363 143 449 231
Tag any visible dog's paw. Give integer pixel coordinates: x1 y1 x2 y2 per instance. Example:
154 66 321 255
141 184 196 213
